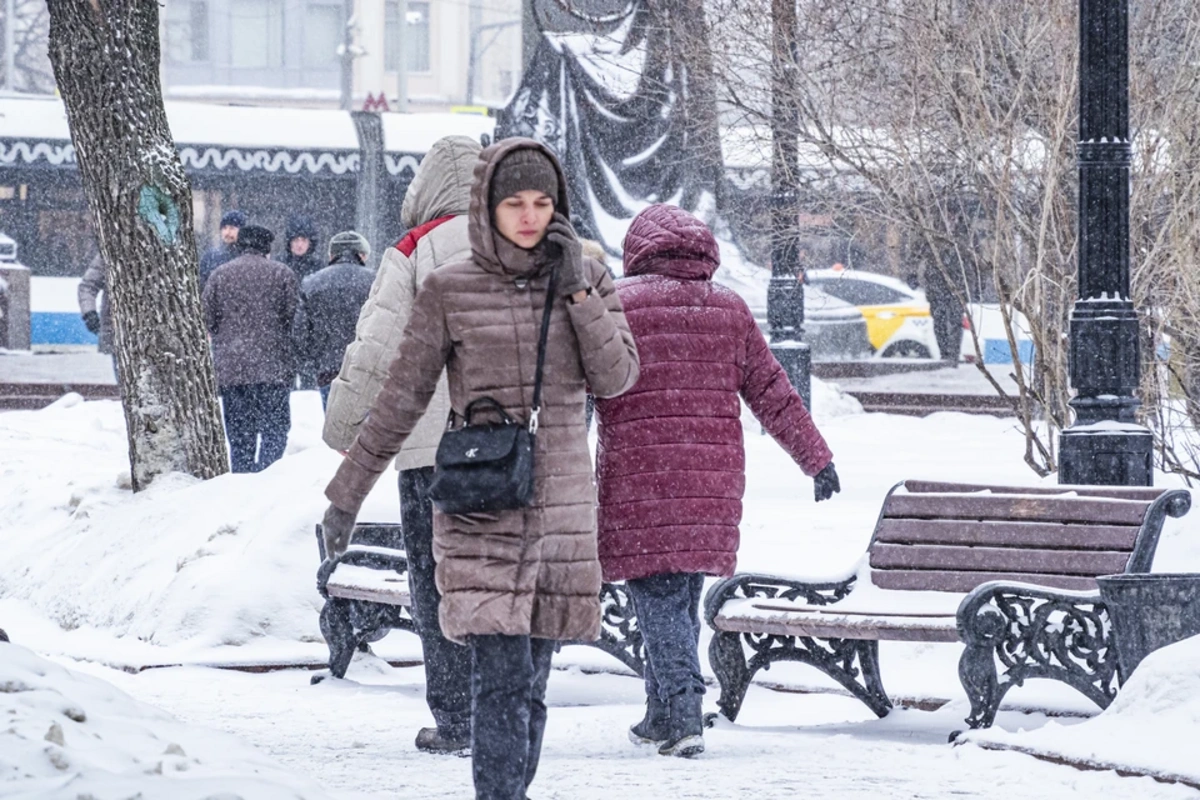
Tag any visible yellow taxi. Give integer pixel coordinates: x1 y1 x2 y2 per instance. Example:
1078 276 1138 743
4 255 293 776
804 267 941 359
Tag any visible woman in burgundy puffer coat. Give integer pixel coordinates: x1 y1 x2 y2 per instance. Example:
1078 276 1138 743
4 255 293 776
594 203 840 758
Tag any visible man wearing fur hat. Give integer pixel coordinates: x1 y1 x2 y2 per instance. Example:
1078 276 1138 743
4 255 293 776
202 224 299 473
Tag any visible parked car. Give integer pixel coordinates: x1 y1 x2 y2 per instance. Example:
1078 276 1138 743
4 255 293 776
805 268 940 359
802 285 875 362
711 258 873 362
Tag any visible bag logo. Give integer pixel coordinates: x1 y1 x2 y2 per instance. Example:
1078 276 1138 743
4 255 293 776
465 448 479 459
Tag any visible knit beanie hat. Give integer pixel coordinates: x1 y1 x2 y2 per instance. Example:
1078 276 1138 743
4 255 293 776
220 209 248 229
236 224 274 255
489 149 559 211
328 230 371 261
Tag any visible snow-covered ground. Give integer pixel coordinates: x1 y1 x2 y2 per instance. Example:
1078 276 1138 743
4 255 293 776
3 387 1200 798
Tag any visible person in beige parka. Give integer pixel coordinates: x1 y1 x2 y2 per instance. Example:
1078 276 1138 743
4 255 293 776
322 135 480 755
322 138 639 800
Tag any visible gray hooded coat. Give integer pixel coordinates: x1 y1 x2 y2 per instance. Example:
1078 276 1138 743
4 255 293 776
322 135 480 469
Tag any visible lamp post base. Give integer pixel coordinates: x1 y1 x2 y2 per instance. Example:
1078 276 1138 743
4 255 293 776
770 339 812 411
1059 426 1153 486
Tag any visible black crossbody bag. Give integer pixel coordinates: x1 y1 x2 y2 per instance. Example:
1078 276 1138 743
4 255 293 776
427 266 558 515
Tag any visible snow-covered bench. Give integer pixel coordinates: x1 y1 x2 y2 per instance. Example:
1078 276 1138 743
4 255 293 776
313 523 646 680
703 480 1191 729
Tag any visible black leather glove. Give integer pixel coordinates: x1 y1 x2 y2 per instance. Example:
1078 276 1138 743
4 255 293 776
82 311 101 335
321 504 357 561
545 212 589 298
814 462 841 502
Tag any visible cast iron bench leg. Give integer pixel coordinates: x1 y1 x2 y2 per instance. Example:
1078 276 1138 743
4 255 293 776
319 597 357 680
564 582 646 676
957 583 1119 729
710 629 754 721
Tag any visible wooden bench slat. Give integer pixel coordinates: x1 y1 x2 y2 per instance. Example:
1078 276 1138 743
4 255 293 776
871 569 1099 593
874 518 1139 551
869 542 1131 576
902 480 1169 502
883 493 1149 525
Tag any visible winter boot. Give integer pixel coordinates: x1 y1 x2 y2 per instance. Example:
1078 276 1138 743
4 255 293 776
628 695 671 746
657 692 704 758
414 726 470 755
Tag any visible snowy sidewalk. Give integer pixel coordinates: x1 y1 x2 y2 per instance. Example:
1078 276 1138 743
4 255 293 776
64 653 1198 800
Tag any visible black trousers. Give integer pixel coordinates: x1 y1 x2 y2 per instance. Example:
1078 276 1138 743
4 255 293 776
470 634 556 800
219 383 290 473
399 467 472 737
627 572 707 702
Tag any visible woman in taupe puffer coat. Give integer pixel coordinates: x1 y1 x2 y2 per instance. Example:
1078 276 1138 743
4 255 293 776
322 138 639 800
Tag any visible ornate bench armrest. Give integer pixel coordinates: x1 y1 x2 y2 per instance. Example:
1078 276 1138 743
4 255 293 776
704 571 858 627
956 580 1116 729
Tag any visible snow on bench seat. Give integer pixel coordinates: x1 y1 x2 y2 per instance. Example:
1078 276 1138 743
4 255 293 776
324 564 410 606
713 594 960 643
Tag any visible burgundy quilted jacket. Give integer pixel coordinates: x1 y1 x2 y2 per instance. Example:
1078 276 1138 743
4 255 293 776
594 204 833 582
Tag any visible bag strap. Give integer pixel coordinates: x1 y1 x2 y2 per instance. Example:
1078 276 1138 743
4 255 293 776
528 265 559 434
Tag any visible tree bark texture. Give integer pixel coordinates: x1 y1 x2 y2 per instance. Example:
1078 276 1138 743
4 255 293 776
46 0 228 490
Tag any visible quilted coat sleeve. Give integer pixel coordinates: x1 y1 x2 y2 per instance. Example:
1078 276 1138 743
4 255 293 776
322 246 417 452
739 306 833 477
566 259 639 399
77 260 104 316
325 274 452 515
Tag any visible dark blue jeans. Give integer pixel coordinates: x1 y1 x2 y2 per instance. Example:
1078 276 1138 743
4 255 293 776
470 634 556 800
318 383 331 411
627 572 707 702
399 467 471 738
219 383 290 473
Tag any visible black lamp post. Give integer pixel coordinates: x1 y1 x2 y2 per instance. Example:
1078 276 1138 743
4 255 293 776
767 0 811 409
1059 0 1153 485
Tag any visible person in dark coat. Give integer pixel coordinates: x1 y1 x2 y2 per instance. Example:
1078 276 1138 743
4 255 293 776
279 215 323 390
921 255 964 364
202 224 299 473
292 231 375 410
199 210 247 291
594 204 840 758
278 215 323 283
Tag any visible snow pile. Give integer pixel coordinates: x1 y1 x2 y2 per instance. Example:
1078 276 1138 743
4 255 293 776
960 634 1200 785
0 392 400 659
0 641 335 800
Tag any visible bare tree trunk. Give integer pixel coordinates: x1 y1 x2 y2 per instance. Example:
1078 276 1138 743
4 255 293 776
46 0 227 490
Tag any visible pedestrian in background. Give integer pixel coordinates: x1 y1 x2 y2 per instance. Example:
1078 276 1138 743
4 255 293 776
323 135 482 755
921 258 964 364
199 210 247 291
202 224 298 473
293 231 374 411
77 253 112 356
279 215 324 390
594 204 839 758
320 138 639 799
77 252 117 379
278 214 324 283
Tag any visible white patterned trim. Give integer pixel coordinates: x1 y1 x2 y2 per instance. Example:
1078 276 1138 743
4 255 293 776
0 140 76 167
178 146 359 175
385 153 421 177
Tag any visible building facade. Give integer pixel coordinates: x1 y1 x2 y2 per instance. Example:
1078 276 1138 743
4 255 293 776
160 0 524 110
